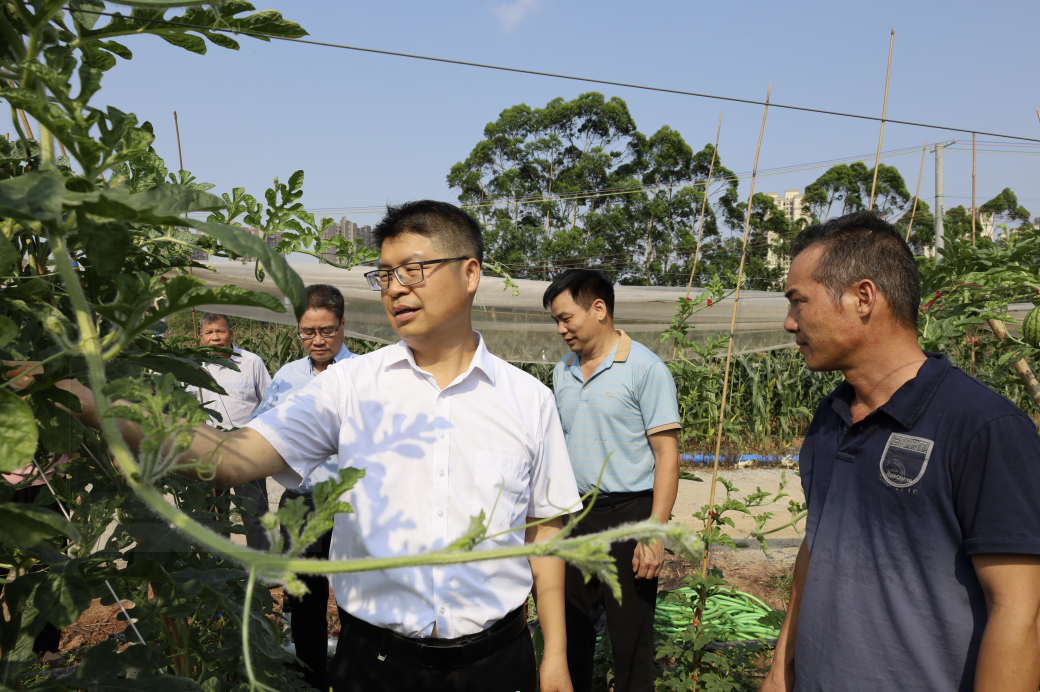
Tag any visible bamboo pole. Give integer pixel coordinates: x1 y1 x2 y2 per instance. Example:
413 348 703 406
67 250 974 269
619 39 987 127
904 142 926 243
173 111 201 348
988 318 1040 411
685 114 722 296
700 86 771 580
672 114 722 360
868 29 895 211
971 133 977 246
16 109 34 140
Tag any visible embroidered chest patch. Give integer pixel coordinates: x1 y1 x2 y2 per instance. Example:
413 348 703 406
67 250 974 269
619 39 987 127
879 433 934 488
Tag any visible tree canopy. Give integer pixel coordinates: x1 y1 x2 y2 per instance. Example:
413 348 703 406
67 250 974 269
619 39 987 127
447 93 741 285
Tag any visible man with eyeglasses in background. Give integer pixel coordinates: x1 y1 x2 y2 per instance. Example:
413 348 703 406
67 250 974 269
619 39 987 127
249 284 355 692
186 312 272 552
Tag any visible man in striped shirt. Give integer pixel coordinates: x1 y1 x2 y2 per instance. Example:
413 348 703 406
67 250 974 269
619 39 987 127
545 269 681 692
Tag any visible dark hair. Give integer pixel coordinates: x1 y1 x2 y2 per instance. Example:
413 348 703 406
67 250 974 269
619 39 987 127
542 269 615 317
791 210 920 329
305 284 344 322
372 200 484 265
200 312 230 331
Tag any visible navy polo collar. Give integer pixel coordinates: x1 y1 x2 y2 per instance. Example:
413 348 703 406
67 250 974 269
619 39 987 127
826 352 951 430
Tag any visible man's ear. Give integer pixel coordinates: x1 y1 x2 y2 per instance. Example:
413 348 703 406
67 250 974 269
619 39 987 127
850 279 879 318
465 258 481 294
593 298 609 322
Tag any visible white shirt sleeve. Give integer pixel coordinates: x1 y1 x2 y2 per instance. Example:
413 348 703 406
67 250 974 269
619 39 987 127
244 370 342 489
528 389 583 518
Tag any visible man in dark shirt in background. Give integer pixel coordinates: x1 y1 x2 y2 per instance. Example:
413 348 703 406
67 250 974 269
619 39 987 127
762 211 1040 692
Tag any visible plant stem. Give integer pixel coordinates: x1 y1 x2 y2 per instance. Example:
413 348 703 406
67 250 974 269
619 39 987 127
987 318 1040 410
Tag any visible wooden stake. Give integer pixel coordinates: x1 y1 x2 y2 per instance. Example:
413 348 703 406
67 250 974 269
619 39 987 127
971 133 977 246
989 318 1040 411
173 111 201 348
685 115 722 298
673 114 722 360
905 142 926 243
868 29 895 211
16 109 34 140
701 86 771 580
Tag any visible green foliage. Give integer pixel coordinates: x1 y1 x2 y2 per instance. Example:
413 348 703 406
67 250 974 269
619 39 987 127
0 387 39 470
447 93 740 286
663 286 841 451
801 162 910 223
919 223 1040 412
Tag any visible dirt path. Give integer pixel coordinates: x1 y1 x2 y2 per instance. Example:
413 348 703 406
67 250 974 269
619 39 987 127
672 467 805 541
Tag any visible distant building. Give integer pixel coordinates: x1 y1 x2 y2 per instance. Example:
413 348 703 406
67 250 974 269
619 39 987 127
763 190 807 268
964 208 995 241
765 190 808 225
322 217 375 263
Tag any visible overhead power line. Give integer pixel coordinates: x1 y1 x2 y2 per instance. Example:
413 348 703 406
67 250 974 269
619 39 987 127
75 10 1040 144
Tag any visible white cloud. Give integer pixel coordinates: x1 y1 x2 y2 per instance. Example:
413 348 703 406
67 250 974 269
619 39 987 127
491 0 542 31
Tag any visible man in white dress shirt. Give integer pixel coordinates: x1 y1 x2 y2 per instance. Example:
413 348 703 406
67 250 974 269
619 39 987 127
66 201 580 692
250 284 355 691
185 312 273 552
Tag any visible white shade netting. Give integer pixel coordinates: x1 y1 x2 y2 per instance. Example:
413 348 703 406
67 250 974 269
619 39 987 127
192 262 799 363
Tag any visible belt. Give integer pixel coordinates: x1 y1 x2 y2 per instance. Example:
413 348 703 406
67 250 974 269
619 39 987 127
587 488 653 508
340 604 528 669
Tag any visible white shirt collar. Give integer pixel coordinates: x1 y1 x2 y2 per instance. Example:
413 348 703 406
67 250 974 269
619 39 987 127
385 330 497 387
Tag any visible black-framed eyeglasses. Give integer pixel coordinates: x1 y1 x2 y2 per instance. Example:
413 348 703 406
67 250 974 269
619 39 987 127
364 257 468 291
298 327 339 340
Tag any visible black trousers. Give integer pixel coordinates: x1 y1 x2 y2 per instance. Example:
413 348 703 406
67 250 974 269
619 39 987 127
327 611 537 692
565 493 658 692
279 490 333 692
232 480 270 552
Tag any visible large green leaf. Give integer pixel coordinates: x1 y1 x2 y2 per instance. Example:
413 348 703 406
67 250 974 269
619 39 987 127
45 639 203 691
76 217 130 278
34 565 93 628
75 184 224 225
0 388 38 472
189 220 307 320
0 315 18 347
0 172 67 222
0 233 19 276
113 354 226 392
0 502 80 550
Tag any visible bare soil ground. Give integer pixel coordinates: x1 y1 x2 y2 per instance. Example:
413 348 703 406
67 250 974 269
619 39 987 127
58 598 132 652
659 544 797 610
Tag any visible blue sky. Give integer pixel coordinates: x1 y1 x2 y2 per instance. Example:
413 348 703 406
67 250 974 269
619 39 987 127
95 0 1040 237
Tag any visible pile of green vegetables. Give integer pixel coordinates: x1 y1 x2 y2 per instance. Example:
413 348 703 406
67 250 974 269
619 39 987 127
654 588 779 642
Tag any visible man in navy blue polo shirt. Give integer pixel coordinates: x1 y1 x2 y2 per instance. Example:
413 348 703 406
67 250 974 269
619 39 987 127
761 211 1040 692
544 269 681 692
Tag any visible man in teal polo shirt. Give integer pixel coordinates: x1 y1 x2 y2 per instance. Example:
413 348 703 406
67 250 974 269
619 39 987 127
543 269 681 692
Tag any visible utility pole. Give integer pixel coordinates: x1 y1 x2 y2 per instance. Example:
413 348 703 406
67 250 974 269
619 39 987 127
933 138 957 263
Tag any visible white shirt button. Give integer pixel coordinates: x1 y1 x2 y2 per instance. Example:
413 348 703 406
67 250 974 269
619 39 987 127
440 607 446 614
439 469 445 477
439 432 445 439
438 510 444 517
